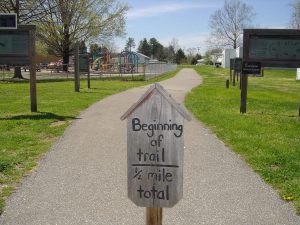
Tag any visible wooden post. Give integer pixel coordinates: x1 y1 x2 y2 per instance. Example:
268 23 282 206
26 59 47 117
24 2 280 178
87 62 91 89
233 70 236 86
74 43 80 92
226 79 229 88
230 69 232 83
29 27 37 112
298 101 300 116
240 72 248 113
146 208 162 225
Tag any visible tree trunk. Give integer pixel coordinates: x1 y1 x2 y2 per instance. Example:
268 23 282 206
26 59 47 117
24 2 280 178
233 40 237 49
62 52 69 72
12 66 24 79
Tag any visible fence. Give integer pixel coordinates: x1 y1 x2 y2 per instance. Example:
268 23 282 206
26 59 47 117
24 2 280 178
143 62 177 80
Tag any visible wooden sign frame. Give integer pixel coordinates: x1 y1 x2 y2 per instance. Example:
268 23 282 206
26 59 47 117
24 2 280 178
0 25 37 112
0 25 34 65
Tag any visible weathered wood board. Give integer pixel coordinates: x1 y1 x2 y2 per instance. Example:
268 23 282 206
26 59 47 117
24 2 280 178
121 83 191 208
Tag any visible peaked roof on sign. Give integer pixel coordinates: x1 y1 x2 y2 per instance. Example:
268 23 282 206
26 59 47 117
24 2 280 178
120 83 191 121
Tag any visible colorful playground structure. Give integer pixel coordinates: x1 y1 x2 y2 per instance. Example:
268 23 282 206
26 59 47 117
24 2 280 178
92 49 147 74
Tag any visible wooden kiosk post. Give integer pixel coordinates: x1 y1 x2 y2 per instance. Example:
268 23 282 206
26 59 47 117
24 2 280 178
121 83 191 225
74 43 80 92
29 27 37 112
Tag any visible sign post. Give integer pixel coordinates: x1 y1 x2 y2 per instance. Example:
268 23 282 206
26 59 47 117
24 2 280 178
29 27 37 112
241 61 261 113
74 43 80 92
121 83 191 224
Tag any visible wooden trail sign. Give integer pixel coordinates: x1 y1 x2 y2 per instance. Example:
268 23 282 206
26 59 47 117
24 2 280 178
121 83 191 208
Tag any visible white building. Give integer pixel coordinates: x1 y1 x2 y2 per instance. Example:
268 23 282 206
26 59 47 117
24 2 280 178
222 49 236 68
236 47 243 58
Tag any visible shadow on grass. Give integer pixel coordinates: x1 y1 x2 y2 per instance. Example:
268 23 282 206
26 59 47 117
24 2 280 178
247 111 300 118
0 112 79 121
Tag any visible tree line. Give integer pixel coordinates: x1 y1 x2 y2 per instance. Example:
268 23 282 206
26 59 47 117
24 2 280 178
124 37 202 65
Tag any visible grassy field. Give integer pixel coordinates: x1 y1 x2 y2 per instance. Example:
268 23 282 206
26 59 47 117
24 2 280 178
185 65 300 213
0 69 179 213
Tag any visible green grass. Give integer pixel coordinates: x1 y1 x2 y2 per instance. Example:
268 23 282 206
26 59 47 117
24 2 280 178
185 65 300 213
0 69 179 213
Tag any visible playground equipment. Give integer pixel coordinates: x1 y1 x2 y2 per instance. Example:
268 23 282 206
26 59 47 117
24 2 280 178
91 48 141 75
92 47 112 72
119 51 139 75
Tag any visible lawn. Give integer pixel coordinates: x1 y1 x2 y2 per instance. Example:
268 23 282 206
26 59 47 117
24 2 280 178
0 69 179 213
185 65 300 213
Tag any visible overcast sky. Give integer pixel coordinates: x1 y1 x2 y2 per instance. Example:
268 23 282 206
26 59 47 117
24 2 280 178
115 0 293 53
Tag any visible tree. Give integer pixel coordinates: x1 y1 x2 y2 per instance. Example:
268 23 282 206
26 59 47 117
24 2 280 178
36 0 128 71
137 38 151 57
290 0 300 29
163 45 176 63
208 0 255 49
90 43 100 56
125 37 135 52
149 38 164 60
169 38 180 53
175 48 187 64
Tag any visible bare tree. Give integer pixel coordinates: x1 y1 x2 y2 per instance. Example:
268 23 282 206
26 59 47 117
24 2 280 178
169 38 180 53
290 0 300 29
208 0 255 49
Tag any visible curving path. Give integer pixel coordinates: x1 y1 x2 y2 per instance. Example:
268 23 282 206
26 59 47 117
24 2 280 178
0 69 299 225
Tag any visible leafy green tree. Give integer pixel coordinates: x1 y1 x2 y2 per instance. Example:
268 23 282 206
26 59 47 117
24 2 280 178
125 37 135 52
137 38 151 57
90 43 99 56
36 0 128 71
149 38 164 60
175 48 187 64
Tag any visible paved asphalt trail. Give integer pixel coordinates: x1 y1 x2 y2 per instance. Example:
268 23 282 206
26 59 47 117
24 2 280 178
1 69 299 225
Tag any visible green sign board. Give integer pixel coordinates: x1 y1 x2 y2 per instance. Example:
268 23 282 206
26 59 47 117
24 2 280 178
79 54 89 72
249 38 300 60
244 29 300 68
0 25 34 65
0 33 29 55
